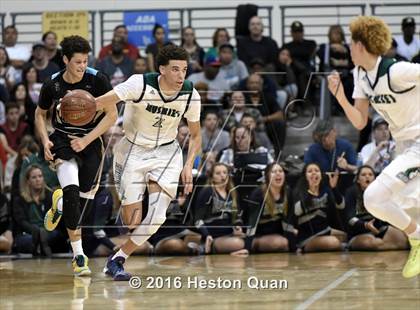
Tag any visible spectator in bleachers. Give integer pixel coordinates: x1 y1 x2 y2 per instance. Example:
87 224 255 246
132 56 148 74
10 83 35 133
2 25 31 76
317 25 354 114
385 39 408 62
219 125 273 168
22 64 42 106
282 21 317 98
201 111 230 154
0 180 12 254
220 90 265 133
188 55 229 103
30 41 60 83
204 28 231 64
360 116 395 174
240 113 273 151
0 102 29 157
394 17 419 61
291 163 343 252
0 46 17 90
12 165 67 256
344 165 408 251
146 24 171 72
218 43 248 89
194 81 220 117
273 47 298 109
243 73 285 154
236 16 279 70
193 162 246 255
98 25 139 61
96 36 134 87
42 31 65 70
243 163 295 253
177 122 200 169
304 120 357 173
181 26 204 74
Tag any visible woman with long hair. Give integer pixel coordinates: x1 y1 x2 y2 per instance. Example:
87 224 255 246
12 165 66 256
181 26 204 74
22 64 42 105
193 163 246 255
243 163 296 253
345 165 408 250
0 46 17 90
204 28 231 64
10 82 35 133
146 24 171 72
291 163 344 252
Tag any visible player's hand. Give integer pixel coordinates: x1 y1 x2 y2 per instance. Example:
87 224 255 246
181 165 193 195
43 140 55 161
230 249 249 257
327 71 344 99
365 219 380 235
326 170 340 189
68 135 88 152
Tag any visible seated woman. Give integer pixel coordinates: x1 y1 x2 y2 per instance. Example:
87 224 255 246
345 165 408 251
0 181 13 254
12 165 66 256
193 163 246 255
243 163 296 253
291 163 344 252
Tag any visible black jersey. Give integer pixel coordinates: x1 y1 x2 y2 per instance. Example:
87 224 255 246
38 67 112 136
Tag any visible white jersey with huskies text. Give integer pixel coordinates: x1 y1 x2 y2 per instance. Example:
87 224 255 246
353 56 420 142
114 73 201 147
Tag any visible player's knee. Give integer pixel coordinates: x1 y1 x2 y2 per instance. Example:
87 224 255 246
62 184 81 230
363 180 390 213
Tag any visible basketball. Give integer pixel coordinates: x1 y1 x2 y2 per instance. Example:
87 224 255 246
60 89 96 126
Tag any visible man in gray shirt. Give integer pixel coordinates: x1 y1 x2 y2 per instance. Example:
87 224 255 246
201 111 230 154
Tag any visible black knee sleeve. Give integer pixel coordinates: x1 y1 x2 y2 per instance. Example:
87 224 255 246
62 184 81 230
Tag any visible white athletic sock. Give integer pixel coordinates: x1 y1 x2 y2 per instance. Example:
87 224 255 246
71 239 85 257
57 198 63 213
112 249 129 260
407 225 420 240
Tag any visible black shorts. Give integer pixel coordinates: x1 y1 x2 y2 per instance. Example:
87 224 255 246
50 131 103 197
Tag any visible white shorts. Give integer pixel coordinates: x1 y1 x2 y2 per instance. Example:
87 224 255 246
113 137 183 204
378 139 420 209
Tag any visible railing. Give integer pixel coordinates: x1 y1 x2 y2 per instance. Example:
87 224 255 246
370 3 420 37
186 6 273 49
99 8 184 51
279 4 366 45
9 11 96 52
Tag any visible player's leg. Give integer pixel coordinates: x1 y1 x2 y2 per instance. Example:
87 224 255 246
54 158 91 276
105 182 171 280
363 149 420 277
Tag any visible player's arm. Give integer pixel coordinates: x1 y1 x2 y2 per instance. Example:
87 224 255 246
95 90 121 111
71 96 118 152
328 72 369 130
181 121 202 195
35 106 54 161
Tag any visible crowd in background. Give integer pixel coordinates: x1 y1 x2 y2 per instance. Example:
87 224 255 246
0 14 418 257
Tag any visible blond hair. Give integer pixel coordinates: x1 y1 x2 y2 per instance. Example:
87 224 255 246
349 16 392 55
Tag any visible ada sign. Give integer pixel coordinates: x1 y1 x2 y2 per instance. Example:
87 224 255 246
124 11 169 48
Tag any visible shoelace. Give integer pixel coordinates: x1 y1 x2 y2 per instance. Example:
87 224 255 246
408 246 419 263
75 256 85 267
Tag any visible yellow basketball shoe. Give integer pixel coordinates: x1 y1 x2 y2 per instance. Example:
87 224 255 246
72 255 92 277
44 189 63 231
402 238 420 278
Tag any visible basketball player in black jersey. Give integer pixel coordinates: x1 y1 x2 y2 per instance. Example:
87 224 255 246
35 35 117 276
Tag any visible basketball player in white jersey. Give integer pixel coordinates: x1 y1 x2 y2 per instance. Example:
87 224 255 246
328 16 420 278
96 44 201 280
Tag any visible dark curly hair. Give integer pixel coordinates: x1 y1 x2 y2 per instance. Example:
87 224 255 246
60 35 91 60
155 44 189 68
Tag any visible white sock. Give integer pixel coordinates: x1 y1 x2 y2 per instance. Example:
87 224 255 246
57 198 63 213
112 249 129 260
407 224 420 240
71 239 85 257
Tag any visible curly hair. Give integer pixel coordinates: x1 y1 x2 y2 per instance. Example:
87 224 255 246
349 16 392 55
60 35 91 60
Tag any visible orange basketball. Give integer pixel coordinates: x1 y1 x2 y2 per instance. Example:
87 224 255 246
60 89 96 126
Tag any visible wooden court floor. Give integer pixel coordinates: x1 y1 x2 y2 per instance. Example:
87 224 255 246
0 251 419 310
